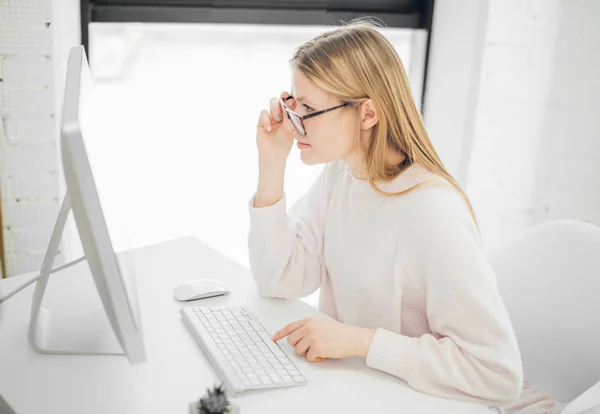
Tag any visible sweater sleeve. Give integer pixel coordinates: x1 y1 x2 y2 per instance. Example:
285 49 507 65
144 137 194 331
247 163 333 299
366 186 524 406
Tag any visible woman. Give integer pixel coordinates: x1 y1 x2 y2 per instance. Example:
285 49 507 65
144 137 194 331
248 19 564 413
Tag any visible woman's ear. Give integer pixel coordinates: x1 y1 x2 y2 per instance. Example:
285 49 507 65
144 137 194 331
360 99 379 130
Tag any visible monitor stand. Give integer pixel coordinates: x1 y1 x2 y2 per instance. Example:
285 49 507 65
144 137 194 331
28 192 125 356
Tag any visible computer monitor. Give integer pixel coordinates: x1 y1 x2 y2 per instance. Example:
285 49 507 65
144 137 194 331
27 45 146 364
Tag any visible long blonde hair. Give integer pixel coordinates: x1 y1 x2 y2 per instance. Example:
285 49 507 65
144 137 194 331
290 18 479 229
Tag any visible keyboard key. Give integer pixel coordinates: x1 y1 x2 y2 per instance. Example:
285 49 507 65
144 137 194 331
293 376 305 383
260 375 273 385
251 379 262 386
269 373 283 383
281 375 293 383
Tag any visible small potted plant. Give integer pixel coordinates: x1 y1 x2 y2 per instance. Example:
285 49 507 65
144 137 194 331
189 383 239 414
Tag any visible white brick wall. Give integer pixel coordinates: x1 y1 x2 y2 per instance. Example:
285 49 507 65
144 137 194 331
0 0 67 277
0 0 53 25
465 0 600 246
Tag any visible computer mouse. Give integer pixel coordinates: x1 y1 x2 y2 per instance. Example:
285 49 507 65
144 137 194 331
173 280 230 302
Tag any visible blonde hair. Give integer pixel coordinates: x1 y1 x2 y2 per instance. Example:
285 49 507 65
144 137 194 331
289 18 478 229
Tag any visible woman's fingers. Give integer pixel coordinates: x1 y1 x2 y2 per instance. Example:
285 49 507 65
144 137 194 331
294 337 311 356
286 326 306 347
306 348 324 362
272 318 309 341
258 109 272 132
280 91 295 111
270 97 282 123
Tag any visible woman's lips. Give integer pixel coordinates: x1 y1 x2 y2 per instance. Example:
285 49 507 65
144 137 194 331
297 142 311 149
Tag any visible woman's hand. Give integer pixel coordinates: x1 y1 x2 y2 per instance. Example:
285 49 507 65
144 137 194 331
271 317 376 362
256 91 296 170
253 92 297 208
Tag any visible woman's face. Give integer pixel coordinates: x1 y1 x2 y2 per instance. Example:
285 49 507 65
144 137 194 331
289 69 361 165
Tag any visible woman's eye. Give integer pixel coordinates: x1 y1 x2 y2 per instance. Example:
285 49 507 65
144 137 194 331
303 104 314 113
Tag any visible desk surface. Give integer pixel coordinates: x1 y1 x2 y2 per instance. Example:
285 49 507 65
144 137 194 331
0 236 492 414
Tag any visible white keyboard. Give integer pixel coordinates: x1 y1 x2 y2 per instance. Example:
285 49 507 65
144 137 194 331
181 306 307 394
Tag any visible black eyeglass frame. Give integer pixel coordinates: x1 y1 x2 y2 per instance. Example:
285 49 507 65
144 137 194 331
280 95 352 136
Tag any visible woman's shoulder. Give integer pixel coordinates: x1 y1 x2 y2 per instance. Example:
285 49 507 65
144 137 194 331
400 172 475 228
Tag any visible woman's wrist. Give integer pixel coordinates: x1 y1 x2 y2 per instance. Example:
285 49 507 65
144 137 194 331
255 162 286 207
355 327 376 358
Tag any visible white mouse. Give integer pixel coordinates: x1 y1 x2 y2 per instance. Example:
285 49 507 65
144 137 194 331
173 280 230 302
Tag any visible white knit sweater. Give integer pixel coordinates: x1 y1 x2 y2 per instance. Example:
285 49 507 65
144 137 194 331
248 160 525 407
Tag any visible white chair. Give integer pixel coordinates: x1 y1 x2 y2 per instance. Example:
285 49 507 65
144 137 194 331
562 380 600 414
487 219 600 403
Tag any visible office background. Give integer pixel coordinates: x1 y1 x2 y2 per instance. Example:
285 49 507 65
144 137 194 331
0 1 599 311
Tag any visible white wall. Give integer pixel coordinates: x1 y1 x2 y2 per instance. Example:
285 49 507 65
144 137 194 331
425 0 600 247
466 0 600 246
423 0 490 186
0 0 80 277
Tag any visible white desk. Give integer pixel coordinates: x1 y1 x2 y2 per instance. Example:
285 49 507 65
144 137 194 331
0 236 493 414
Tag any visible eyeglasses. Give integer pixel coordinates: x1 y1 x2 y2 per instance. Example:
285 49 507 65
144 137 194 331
280 96 351 136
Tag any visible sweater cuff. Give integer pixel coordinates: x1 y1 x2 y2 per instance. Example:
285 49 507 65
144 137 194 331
366 328 419 382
